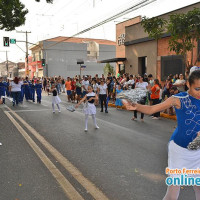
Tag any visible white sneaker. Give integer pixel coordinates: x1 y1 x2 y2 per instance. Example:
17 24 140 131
52 111 55 113
95 125 99 129
59 110 61 113
0 142 2 146
84 129 88 132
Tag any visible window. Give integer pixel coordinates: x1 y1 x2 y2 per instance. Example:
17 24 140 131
161 55 184 81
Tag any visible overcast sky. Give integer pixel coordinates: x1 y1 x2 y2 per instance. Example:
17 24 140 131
0 0 199 63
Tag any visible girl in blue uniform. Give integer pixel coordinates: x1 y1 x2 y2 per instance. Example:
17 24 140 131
24 77 30 101
35 80 42 103
30 80 35 102
124 69 200 200
0 77 6 104
6 79 10 97
75 85 99 132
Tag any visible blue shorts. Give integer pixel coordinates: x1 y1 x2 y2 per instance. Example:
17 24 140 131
67 90 72 95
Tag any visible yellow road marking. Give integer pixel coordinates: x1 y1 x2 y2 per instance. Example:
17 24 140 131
4 111 84 200
5 106 110 200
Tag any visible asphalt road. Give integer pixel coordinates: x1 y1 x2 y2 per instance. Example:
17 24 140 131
0 93 196 200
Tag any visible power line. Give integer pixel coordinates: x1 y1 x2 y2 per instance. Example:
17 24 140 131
57 0 89 24
45 0 156 49
52 0 74 15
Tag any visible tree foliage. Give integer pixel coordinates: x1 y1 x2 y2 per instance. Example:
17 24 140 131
141 7 200 72
104 63 115 75
141 16 167 40
0 0 53 31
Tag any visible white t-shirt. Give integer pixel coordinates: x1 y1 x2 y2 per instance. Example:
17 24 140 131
11 81 23 92
93 83 98 92
82 80 89 91
135 82 148 89
98 84 107 94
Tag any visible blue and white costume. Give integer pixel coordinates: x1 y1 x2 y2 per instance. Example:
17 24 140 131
84 92 96 115
83 92 98 131
168 92 200 177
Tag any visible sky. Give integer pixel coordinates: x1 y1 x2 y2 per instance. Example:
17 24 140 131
0 0 199 63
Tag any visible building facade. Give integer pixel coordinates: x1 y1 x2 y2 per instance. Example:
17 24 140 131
124 2 200 80
29 37 116 78
0 61 18 78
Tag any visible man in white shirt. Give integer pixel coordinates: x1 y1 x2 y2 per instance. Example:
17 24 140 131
173 74 186 92
97 80 108 113
82 76 89 96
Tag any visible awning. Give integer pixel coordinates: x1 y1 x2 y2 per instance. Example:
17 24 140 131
98 57 126 63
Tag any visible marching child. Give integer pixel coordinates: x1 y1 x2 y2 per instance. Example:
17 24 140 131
0 77 6 104
75 85 99 132
51 84 61 113
35 80 42 103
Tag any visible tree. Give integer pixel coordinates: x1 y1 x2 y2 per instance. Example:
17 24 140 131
0 0 53 31
141 16 167 40
104 63 115 75
141 8 200 74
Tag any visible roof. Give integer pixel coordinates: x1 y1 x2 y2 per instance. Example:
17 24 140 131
45 36 116 46
0 61 16 65
17 62 25 69
98 57 126 63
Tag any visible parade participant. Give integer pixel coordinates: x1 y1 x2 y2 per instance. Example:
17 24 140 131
123 69 200 200
30 80 35 102
98 80 108 113
10 77 23 106
35 80 42 103
0 77 6 104
51 84 61 113
6 79 10 97
131 75 148 122
75 85 99 132
23 77 30 101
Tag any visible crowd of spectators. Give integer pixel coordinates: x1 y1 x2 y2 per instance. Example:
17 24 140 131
40 72 187 117
0 71 187 117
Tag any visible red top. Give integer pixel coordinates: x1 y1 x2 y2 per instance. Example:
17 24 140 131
71 81 76 90
151 84 160 99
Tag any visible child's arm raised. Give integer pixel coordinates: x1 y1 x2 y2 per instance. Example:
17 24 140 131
123 96 181 115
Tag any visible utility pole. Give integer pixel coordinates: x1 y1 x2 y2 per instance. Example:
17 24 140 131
6 51 8 76
16 31 31 76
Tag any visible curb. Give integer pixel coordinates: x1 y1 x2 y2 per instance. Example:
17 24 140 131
107 103 177 120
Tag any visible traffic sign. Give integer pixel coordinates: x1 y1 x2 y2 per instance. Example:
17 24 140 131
10 39 16 44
